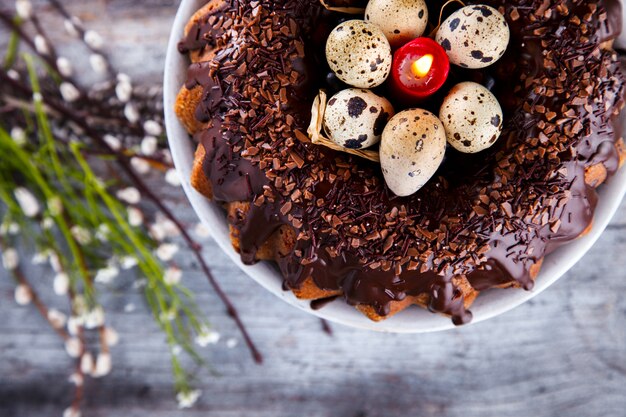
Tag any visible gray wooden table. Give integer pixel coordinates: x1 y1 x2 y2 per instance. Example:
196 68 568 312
1 2 626 416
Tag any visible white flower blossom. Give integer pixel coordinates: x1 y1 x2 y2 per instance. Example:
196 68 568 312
141 136 158 156
15 0 33 19
165 169 182 187
63 19 80 37
156 243 179 261
2 248 19 270
56 57 73 77
124 103 140 124
117 73 131 83
76 294 89 314
95 265 119 284
195 327 220 347
84 306 105 329
226 338 238 348
67 315 82 336
68 372 84 387
64 337 82 358
133 279 147 289
130 157 150 174
163 220 180 238
154 213 180 238
63 406 82 417
48 309 67 329
33 35 49 55
8 222 20 235
41 217 54 230
53 273 70 295
7 69 20 80
49 252 62 272
164 266 182 286
84 30 104 49
32 251 49 265
80 352 94 374
149 222 166 242
171 344 182 356
119 256 138 270
115 80 132 103
177 389 202 409
94 176 106 188
96 224 111 242
103 326 119 347
70 225 92 245
89 53 107 74
127 207 143 227
116 187 140 204
93 352 112 377
10 127 26 146
47 196 63 216
194 222 211 238
14 187 40 217
159 309 177 322
60 82 80 103
33 92 43 102
103 134 122 151
14 284 32 306
143 120 163 136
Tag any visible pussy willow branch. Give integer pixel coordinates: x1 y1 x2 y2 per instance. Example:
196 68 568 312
68 288 86 415
30 13 59 62
0 71 263 364
0 10 140 131
47 0 116 78
0 12 55 70
0 245 70 340
72 326 85 414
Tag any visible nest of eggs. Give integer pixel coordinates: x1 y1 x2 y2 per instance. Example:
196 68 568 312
310 1 510 197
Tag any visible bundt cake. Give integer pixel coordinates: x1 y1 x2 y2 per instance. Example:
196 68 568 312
175 0 626 324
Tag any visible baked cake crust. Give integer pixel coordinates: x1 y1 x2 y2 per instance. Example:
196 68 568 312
176 0 626 323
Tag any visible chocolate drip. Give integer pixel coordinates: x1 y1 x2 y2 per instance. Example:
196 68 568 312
238 201 288 264
180 0 625 324
197 122 268 202
311 296 340 310
187 62 223 122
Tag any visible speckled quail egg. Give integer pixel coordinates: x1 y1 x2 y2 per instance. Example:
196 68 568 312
435 5 510 69
365 0 429 48
439 82 503 154
326 20 392 88
380 109 446 197
323 88 395 149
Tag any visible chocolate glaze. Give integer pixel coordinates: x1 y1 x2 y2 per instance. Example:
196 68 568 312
311 295 340 310
180 0 625 324
178 3 228 54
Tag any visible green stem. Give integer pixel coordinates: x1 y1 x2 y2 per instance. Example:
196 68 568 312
3 30 20 69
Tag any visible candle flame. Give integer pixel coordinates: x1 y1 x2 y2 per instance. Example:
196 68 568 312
411 54 434 78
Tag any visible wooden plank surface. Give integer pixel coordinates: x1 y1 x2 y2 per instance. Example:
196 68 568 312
1 1 626 416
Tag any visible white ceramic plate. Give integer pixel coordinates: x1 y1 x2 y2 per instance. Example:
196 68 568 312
164 0 626 333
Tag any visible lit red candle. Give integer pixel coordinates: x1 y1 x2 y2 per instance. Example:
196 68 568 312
389 37 450 102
